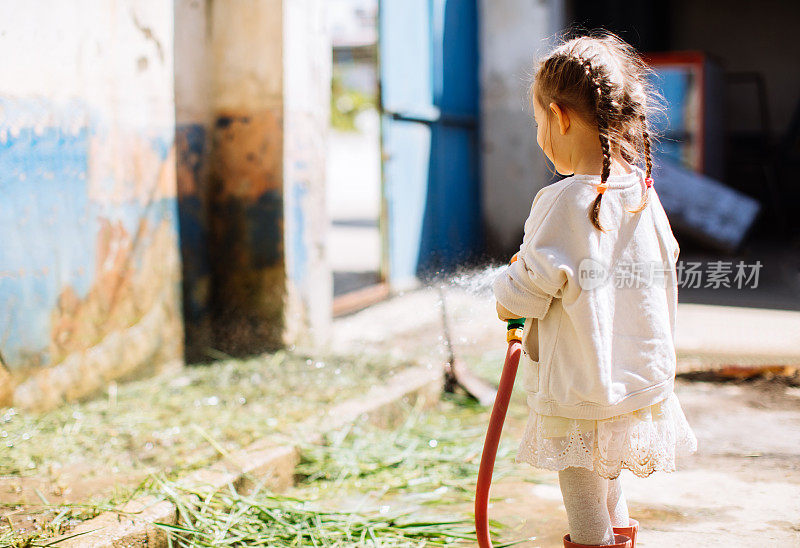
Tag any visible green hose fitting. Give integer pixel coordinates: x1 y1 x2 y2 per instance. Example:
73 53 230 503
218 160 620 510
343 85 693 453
506 318 525 342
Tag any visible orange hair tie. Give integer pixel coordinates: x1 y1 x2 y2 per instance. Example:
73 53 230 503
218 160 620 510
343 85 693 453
596 181 609 194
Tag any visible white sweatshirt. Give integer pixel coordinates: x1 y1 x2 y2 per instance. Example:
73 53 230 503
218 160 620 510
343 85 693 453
492 166 680 420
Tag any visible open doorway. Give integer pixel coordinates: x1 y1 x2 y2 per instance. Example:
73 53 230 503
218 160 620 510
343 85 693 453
326 0 387 316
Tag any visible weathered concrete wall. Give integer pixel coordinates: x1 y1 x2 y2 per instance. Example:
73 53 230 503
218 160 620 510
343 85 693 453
0 1 183 410
175 0 331 357
478 0 565 257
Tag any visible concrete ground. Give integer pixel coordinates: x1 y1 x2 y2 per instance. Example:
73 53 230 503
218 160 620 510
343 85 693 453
328 276 800 547
487 377 800 547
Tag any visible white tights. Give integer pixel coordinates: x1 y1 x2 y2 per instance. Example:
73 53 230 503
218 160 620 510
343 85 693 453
558 466 630 545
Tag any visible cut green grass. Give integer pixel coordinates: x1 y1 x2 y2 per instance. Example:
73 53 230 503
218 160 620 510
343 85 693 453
154 480 482 547
294 395 516 505
151 393 535 547
0 351 407 481
0 350 408 545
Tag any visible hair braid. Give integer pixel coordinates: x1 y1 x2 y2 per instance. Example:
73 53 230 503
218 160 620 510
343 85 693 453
626 113 652 214
641 113 653 179
577 56 612 231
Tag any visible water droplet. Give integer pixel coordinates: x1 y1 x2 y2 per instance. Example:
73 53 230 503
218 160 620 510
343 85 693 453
379 505 390 514
334 368 341 375
267 418 278 427
21 432 30 440
237 396 247 405
428 439 438 448
205 396 220 406
144 442 154 450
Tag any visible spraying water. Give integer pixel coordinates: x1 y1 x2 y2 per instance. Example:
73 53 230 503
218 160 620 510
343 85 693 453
447 264 507 297
427 264 511 405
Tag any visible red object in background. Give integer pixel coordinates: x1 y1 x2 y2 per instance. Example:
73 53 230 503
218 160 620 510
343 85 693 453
475 338 522 548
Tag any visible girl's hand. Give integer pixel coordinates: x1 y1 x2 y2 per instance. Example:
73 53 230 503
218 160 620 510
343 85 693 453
496 302 520 321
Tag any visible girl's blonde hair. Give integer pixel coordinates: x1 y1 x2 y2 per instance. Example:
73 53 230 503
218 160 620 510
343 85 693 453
531 30 664 231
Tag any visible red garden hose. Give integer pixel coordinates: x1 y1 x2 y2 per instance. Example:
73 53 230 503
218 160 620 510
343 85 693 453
475 317 525 548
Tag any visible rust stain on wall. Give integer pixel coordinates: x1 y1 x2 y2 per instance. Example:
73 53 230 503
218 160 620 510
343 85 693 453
51 218 145 363
20 217 184 409
211 110 283 199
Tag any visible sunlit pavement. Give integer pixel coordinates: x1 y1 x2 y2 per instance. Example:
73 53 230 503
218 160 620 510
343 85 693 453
488 377 800 547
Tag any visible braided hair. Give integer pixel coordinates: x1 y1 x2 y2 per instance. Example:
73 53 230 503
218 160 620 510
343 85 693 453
577 56 614 230
531 31 663 231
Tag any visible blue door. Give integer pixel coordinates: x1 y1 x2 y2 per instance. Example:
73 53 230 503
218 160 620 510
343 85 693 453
379 0 481 288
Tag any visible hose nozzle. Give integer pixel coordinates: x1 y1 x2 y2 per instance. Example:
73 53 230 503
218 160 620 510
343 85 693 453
505 253 525 342
506 318 525 342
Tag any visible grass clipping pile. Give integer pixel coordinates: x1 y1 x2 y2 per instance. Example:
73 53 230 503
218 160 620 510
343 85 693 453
0 351 407 547
0 352 404 482
151 395 529 547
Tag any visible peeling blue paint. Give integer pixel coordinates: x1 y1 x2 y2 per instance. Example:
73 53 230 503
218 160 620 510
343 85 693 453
0 123 93 366
0 98 179 371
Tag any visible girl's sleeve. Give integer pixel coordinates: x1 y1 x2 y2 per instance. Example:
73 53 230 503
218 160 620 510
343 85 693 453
492 185 574 319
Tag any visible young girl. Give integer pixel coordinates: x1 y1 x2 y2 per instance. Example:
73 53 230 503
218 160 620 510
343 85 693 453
492 32 698 548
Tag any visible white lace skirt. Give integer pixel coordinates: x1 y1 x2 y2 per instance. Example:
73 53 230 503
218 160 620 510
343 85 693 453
516 391 698 479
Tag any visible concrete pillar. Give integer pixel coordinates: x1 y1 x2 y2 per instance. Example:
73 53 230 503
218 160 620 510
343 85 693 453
283 0 332 346
478 0 565 257
206 0 285 354
203 0 330 355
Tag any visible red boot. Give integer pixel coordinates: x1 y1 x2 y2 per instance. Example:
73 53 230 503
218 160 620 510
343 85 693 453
613 518 639 547
563 533 632 547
